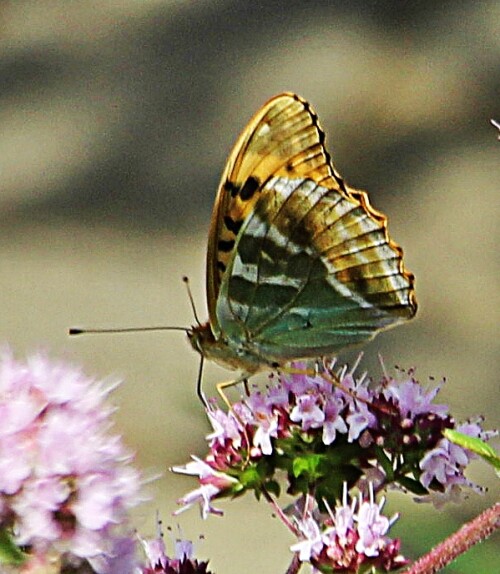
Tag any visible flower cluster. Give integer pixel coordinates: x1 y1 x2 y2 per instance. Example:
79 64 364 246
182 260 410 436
290 485 408 572
0 349 142 572
173 359 492 517
140 521 212 574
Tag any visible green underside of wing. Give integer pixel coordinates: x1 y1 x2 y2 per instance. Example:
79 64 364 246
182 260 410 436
217 260 409 361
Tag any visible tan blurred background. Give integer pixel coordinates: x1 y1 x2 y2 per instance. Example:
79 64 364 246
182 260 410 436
1 1 498 572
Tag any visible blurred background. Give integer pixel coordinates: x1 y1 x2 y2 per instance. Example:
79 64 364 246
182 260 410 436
1 1 498 572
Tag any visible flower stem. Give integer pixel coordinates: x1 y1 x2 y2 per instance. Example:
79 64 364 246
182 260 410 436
402 502 500 574
260 485 300 536
285 553 301 574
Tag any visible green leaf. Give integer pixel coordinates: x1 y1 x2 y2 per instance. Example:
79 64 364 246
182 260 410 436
397 475 428 495
292 454 324 479
0 529 25 566
316 465 362 507
444 429 500 472
239 465 262 489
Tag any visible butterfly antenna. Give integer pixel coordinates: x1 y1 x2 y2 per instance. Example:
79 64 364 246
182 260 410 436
69 326 188 336
182 276 202 326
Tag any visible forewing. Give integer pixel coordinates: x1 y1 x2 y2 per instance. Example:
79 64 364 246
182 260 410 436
207 93 347 334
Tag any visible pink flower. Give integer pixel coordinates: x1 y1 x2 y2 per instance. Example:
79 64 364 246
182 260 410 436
383 377 448 418
355 492 391 557
174 356 494 526
252 412 279 455
291 485 407 572
206 408 243 450
0 348 142 570
290 394 325 430
322 396 348 445
172 456 238 518
139 518 213 574
290 514 323 561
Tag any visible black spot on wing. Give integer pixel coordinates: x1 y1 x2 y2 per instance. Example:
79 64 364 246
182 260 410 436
217 261 226 273
239 176 260 201
218 239 235 252
224 215 243 235
289 221 313 248
224 180 240 198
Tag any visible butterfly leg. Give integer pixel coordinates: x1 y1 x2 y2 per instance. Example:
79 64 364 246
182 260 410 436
216 373 249 411
282 362 360 402
313 359 321 377
243 378 250 396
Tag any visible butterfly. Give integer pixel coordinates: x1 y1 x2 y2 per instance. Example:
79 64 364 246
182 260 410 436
188 93 416 392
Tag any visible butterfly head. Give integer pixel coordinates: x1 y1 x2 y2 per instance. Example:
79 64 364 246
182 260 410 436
188 322 237 369
187 322 215 356
188 321 266 374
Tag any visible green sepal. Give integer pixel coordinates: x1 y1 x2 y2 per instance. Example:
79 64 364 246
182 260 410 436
373 445 394 481
229 482 247 497
314 561 380 574
265 479 281 498
239 465 263 490
272 432 366 502
444 429 500 473
397 475 428 496
0 528 25 566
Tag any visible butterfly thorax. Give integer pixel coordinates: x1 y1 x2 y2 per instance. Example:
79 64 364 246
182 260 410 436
188 322 267 373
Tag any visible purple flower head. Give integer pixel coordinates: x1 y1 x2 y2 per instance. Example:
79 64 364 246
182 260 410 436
174 357 494 518
139 518 213 574
418 419 492 505
383 376 448 419
289 485 407 572
0 348 142 571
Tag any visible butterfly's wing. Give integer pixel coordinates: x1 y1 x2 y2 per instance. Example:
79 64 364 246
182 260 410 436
207 94 340 333
209 93 416 361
